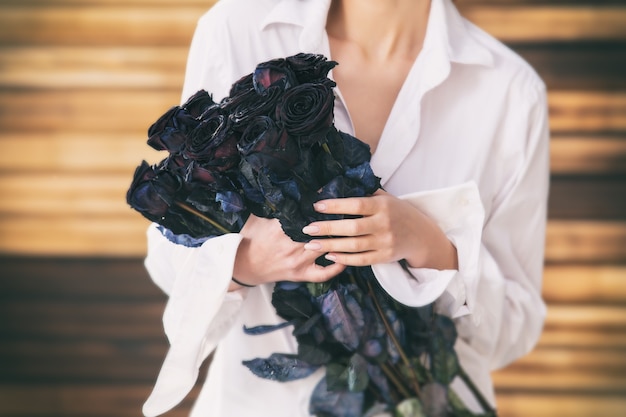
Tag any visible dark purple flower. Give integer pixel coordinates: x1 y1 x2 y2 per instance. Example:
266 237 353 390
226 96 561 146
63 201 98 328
223 86 283 131
238 116 299 173
126 160 183 222
182 89 216 118
184 105 241 171
286 53 338 84
147 106 198 153
229 73 254 97
275 83 335 146
253 57 297 94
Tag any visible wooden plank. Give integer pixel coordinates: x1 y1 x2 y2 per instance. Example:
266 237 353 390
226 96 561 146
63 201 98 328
461 6 626 42
518 44 626 91
505 347 626 372
0 384 198 417
0 300 165 340
0 90 181 133
548 91 626 133
545 220 626 263
0 256 162 301
536 328 626 350
495 393 626 417
543 265 626 304
0 46 188 90
0 6 205 47
0 173 139 217
545 305 626 330
548 176 626 220
0 339 167 383
550 136 626 175
0 134 161 173
493 369 626 392
0 216 149 257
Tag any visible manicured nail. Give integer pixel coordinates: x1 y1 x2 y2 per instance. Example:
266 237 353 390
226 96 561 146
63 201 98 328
325 253 337 262
304 241 322 251
314 202 326 212
302 225 319 235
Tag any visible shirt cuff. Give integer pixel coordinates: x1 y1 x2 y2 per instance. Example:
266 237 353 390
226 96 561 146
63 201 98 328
143 232 244 417
372 181 484 318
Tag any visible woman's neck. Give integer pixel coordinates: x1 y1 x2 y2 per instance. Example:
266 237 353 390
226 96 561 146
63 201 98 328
326 0 432 62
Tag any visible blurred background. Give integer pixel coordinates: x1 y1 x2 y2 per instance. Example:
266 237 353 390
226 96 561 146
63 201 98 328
0 0 625 416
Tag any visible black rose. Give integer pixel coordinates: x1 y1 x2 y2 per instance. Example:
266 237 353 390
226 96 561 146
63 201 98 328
229 73 254 97
238 116 299 173
286 53 338 84
224 86 283 131
275 83 335 146
182 89 216 118
126 160 184 223
184 105 240 170
147 106 198 153
253 57 297 94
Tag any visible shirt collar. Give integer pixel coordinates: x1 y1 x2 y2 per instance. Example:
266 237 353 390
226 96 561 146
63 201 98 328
259 0 494 68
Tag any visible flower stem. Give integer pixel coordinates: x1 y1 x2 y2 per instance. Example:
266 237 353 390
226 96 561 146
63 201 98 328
365 278 421 398
458 366 493 413
174 201 231 234
380 363 412 400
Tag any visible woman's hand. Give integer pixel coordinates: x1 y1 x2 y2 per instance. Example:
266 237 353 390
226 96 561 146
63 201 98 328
302 189 458 270
231 215 346 289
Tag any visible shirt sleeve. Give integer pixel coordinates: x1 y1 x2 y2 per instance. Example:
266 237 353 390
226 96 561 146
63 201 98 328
372 84 550 370
181 10 231 104
142 14 248 416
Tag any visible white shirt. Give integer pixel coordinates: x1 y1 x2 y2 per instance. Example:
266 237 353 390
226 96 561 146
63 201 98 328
141 0 549 416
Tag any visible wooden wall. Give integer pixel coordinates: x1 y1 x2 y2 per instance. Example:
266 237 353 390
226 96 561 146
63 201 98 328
0 0 625 416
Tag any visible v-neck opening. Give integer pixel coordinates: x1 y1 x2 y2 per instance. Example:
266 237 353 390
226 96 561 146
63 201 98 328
322 29 426 164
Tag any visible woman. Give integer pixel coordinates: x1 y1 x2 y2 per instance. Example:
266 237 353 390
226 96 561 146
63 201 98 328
142 0 549 416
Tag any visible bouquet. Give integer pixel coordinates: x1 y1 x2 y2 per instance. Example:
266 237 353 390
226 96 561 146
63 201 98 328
127 53 495 417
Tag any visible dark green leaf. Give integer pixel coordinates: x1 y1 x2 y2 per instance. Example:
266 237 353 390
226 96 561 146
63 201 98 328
430 333 460 385
297 334 333 366
272 285 315 320
307 281 332 297
347 353 369 392
310 376 365 417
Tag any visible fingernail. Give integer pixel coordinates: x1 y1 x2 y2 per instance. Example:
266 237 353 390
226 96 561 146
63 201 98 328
302 225 319 235
325 253 337 262
304 241 322 251
314 202 326 212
